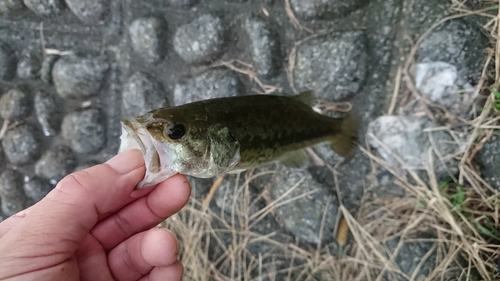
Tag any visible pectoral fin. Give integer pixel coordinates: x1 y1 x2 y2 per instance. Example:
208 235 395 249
208 126 241 173
280 149 310 168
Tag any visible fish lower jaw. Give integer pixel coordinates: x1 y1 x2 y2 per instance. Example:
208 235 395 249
119 122 173 188
137 169 177 189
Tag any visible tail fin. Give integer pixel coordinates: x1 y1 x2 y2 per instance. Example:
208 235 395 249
330 114 360 158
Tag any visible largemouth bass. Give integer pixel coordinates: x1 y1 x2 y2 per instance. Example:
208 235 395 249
119 92 359 188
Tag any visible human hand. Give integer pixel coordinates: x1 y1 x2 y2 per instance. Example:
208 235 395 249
0 149 191 281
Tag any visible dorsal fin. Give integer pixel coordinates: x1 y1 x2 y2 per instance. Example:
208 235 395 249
292 91 314 105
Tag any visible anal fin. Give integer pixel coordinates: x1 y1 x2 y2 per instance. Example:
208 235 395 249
292 91 314 105
280 149 310 168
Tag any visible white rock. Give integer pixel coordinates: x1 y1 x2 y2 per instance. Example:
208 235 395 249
367 115 456 172
402 61 476 117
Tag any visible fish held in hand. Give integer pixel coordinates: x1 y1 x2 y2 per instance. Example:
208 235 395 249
119 92 360 189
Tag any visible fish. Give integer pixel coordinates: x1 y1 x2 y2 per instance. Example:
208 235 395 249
119 92 360 189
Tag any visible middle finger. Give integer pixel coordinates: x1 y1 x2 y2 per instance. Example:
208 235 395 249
90 174 190 251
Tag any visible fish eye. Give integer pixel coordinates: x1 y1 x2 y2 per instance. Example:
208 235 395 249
166 123 185 140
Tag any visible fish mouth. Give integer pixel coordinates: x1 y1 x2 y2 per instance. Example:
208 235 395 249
119 119 175 189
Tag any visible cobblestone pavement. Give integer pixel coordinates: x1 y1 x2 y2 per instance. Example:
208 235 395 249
0 0 490 279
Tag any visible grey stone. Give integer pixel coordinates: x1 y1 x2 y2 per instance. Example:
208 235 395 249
270 166 338 244
417 19 487 83
173 14 224 64
385 236 437 281
244 16 278 77
0 42 16 80
52 55 109 99
477 135 500 191
290 0 368 20
34 90 63 136
0 169 28 216
308 156 366 214
16 51 41 78
294 32 368 101
367 116 458 175
167 0 199 8
129 17 166 64
23 0 64 16
0 88 31 120
122 72 168 118
23 176 53 202
0 0 25 16
173 69 241 105
65 0 106 24
2 124 41 165
401 0 451 36
61 109 106 154
35 144 77 182
40 55 58 84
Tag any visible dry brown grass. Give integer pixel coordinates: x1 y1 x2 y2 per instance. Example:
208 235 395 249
161 1 500 280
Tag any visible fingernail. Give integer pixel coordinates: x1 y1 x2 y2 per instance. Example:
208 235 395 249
105 149 144 174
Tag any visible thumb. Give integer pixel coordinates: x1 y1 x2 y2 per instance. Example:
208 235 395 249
0 150 145 273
